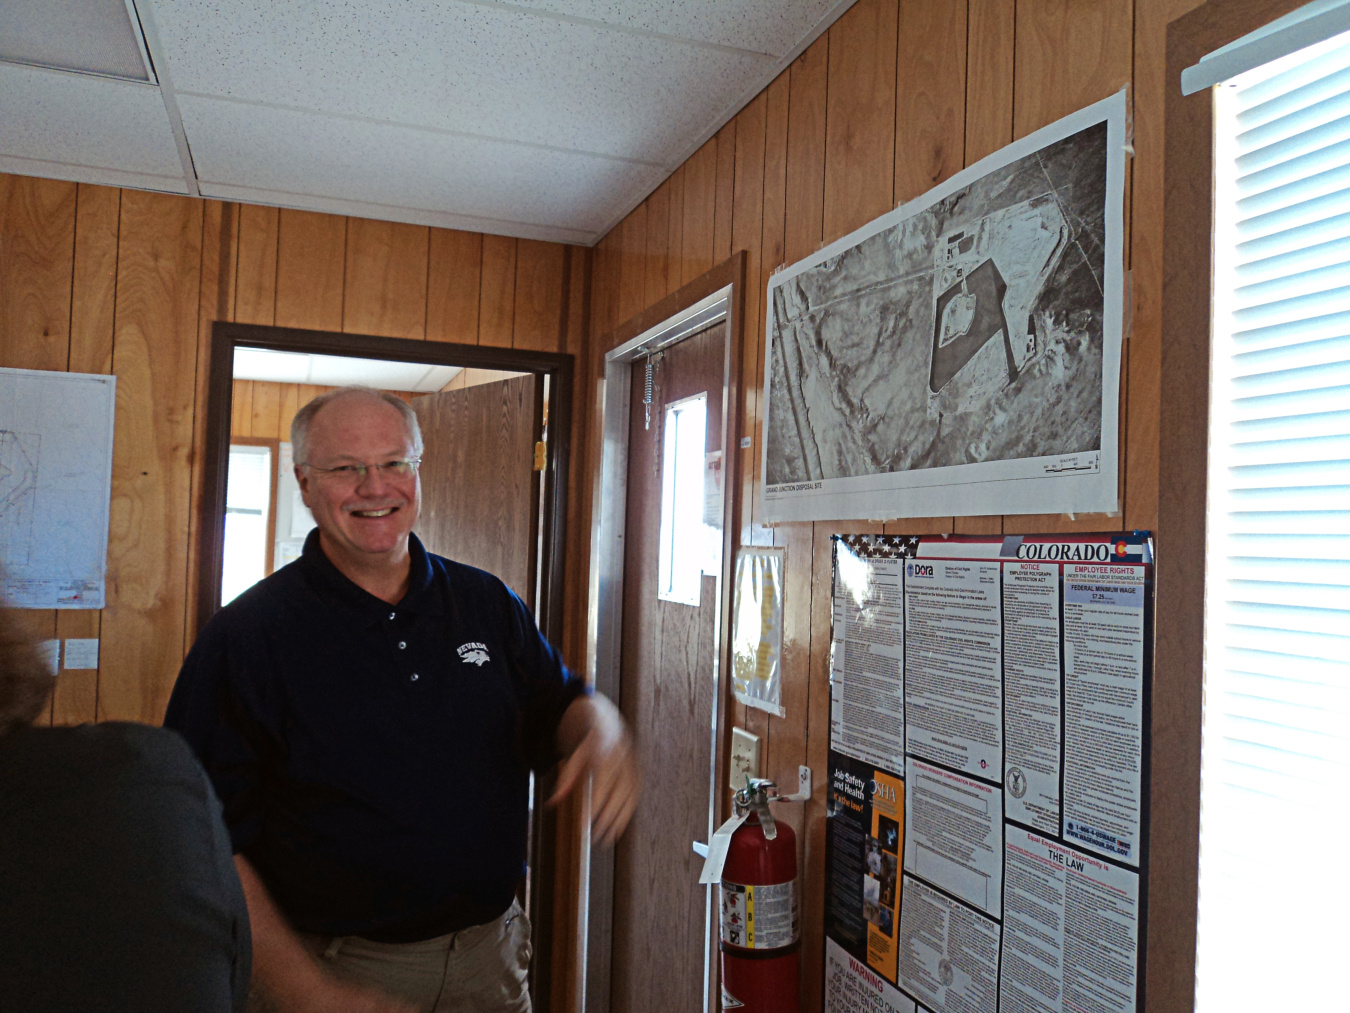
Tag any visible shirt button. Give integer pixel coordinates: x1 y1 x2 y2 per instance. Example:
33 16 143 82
389 612 396 620
398 641 407 650
410 673 419 682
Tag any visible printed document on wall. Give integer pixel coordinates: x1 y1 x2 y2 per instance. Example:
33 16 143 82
0 368 116 609
831 536 913 771
762 91 1127 521
1062 563 1145 866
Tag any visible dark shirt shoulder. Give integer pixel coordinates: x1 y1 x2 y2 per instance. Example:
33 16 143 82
0 723 251 1013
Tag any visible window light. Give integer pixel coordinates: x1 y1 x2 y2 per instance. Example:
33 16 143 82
1201 26 1350 1010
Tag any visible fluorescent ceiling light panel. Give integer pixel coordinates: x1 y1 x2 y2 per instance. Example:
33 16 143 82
0 0 150 81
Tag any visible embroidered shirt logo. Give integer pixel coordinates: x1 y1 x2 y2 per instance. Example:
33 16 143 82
457 642 490 666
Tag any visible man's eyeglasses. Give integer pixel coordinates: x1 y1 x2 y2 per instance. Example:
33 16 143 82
300 459 421 484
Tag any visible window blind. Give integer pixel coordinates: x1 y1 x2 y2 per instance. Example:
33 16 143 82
1202 29 1350 1011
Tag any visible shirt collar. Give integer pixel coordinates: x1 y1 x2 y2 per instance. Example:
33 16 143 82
299 530 445 624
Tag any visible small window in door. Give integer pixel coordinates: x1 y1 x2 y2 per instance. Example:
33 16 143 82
222 443 274 605
658 392 708 605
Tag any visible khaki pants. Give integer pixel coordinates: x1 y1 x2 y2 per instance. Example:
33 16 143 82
274 900 531 1013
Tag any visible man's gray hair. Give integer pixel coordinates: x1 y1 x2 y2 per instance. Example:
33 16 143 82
290 386 424 465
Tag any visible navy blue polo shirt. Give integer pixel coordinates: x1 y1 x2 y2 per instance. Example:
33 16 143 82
164 531 586 943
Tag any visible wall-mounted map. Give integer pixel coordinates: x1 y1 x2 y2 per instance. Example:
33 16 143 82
0 368 116 609
763 91 1127 522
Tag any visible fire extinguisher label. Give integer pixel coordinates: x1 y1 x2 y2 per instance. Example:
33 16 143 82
720 879 799 949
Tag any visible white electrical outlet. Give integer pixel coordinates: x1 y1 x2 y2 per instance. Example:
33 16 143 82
729 726 761 789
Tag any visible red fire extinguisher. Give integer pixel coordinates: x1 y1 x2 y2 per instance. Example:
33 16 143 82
716 779 801 1012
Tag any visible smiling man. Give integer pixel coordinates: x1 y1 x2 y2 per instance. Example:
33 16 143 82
165 386 636 1013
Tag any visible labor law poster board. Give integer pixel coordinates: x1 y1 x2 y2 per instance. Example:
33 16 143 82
824 532 1152 1013
762 91 1127 523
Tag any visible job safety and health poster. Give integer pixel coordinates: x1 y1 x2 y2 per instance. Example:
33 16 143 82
824 533 1151 1013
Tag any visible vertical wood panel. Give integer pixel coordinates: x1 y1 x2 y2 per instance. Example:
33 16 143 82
784 35 830 265
275 209 346 331
590 232 618 343
231 379 254 437
713 120 737 263
823 0 898 241
513 240 567 352
681 138 718 285
184 200 235 652
342 218 429 339
734 91 769 549
250 379 282 439
1014 0 1135 137
0 175 73 726
665 166 686 300
895 0 968 202
101 191 202 724
643 181 671 305
69 184 120 374
479 234 517 348
426 228 482 345
277 382 301 441
757 72 791 549
0 175 75 371
1128 0 1206 532
966 0 1017 164
617 205 648 326
233 203 277 326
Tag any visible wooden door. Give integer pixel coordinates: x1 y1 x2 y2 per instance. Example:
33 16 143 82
411 374 542 605
612 324 726 1013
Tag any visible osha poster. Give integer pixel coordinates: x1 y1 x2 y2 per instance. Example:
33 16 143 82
824 533 1152 1013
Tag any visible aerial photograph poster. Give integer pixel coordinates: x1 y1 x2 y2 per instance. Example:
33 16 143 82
763 90 1127 522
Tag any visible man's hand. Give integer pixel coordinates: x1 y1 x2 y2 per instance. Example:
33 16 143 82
550 694 639 846
235 855 417 1013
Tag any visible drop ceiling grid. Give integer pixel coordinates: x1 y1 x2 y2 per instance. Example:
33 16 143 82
179 95 667 234
149 0 775 166
0 0 859 243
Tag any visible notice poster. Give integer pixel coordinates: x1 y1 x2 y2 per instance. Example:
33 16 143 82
825 532 1152 1013
1003 827 1139 1013
830 536 914 772
904 757 1002 918
1003 560 1062 833
826 751 906 989
904 557 1003 777
1062 563 1145 866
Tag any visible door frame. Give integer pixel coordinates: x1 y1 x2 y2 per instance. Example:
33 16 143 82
198 321 574 1010
582 253 746 1013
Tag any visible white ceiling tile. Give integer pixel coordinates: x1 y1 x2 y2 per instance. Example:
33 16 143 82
505 0 844 57
180 94 666 235
0 62 182 180
148 0 773 166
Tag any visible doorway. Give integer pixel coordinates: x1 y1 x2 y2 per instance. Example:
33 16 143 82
583 255 745 1013
199 321 574 1010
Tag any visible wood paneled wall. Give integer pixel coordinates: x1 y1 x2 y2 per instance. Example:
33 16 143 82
231 379 336 440
1 175 589 1010
229 380 427 441
0 176 589 722
584 1 1205 1008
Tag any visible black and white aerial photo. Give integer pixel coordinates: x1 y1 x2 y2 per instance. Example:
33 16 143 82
762 93 1125 522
